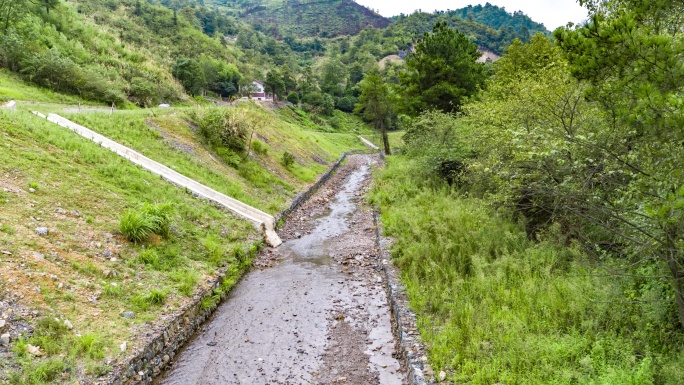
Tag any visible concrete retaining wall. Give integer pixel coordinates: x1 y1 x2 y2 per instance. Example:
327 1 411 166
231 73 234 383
358 135 380 150
41 113 281 247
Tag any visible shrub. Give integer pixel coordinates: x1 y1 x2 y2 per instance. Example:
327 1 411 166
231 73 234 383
281 151 295 169
286 91 299 104
251 139 268 155
192 107 248 153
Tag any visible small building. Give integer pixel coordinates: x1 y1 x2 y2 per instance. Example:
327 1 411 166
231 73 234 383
241 80 275 102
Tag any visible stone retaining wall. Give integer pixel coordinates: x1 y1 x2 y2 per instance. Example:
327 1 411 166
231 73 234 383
373 211 435 385
101 264 246 385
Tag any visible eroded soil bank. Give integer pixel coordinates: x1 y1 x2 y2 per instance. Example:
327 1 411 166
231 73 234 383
154 154 405 385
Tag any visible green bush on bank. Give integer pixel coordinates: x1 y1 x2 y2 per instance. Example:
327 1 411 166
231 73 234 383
370 156 684 384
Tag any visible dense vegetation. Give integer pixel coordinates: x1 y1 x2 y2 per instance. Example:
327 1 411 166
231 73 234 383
369 0 684 382
450 3 547 35
234 0 390 38
0 0 545 114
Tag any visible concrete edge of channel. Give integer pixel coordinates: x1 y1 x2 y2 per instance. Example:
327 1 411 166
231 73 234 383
373 210 436 385
100 150 370 385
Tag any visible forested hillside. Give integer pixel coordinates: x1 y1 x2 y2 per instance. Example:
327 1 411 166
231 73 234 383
388 9 539 55
217 0 391 38
452 3 548 34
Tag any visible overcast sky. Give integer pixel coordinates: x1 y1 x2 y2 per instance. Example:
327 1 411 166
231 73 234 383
354 0 589 30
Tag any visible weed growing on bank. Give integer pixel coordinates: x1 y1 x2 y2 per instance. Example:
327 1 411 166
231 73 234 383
370 156 684 384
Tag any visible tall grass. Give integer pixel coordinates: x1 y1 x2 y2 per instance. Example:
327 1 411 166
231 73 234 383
370 156 684 385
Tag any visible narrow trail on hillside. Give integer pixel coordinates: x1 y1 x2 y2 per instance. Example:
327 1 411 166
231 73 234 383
154 154 405 385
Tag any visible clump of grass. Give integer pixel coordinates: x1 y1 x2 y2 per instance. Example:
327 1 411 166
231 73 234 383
9 358 67 385
132 288 167 310
29 317 70 356
203 235 225 265
119 202 174 243
102 283 123 298
200 291 221 311
28 181 39 190
232 245 247 265
169 269 199 296
119 210 154 243
85 362 110 377
136 249 160 269
72 333 105 360
0 223 14 234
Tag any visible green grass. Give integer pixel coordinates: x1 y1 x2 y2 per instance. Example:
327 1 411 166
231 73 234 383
8 318 108 384
370 156 684 385
132 288 168 311
0 101 364 383
0 69 93 105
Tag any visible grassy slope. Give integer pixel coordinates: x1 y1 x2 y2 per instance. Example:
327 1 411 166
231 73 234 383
0 70 95 105
0 109 256 383
60 103 365 213
370 156 684 385
0 80 365 383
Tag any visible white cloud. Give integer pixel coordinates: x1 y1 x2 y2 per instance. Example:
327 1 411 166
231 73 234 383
355 0 588 30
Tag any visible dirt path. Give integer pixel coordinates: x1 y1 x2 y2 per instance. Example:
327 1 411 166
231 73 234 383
154 154 405 385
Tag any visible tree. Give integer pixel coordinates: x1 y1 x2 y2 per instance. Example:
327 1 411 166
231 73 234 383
554 0 684 328
31 0 59 15
264 70 285 99
0 0 27 33
320 55 347 97
355 70 394 154
399 21 485 116
171 57 205 96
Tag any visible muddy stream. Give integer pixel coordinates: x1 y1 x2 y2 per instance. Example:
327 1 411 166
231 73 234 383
154 154 405 385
